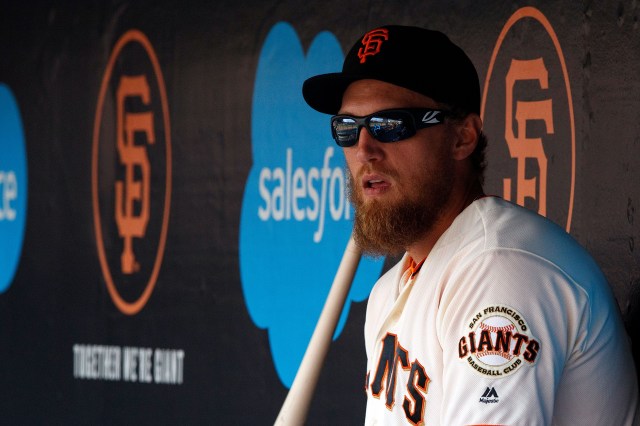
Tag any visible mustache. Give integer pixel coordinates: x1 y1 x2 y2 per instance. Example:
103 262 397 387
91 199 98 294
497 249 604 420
346 165 399 207
351 165 399 182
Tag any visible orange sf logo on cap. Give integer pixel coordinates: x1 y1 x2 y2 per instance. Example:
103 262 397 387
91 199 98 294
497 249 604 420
357 28 389 63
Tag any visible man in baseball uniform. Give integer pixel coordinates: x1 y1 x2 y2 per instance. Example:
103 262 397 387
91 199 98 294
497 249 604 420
303 25 639 424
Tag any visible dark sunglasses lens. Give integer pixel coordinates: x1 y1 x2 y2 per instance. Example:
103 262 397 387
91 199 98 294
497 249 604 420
368 115 412 142
332 117 358 146
331 111 418 146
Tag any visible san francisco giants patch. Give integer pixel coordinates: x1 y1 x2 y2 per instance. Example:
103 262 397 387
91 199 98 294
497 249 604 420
458 305 540 378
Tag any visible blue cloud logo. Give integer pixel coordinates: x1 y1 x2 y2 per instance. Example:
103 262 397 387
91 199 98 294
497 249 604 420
0 83 27 293
239 22 384 387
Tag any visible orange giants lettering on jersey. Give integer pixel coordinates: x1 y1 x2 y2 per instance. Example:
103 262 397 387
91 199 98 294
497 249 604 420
368 333 431 425
92 29 172 315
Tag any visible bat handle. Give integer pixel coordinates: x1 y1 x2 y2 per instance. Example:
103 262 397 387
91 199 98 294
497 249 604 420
274 235 362 425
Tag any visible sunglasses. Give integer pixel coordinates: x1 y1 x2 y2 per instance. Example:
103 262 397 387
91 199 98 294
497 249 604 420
330 108 448 147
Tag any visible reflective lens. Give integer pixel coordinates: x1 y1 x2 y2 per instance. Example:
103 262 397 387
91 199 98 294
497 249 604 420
369 115 411 142
330 108 446 147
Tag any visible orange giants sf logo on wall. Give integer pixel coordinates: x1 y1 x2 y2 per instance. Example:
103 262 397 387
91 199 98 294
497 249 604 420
92 30 172 315
482 7 575 232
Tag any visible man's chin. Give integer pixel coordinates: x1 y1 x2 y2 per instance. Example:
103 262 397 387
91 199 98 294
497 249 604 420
359 192 401 209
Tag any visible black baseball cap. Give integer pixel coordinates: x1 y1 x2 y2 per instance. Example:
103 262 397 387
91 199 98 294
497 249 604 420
302 25 480 115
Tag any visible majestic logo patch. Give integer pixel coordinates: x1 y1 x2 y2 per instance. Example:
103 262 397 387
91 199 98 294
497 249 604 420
458 305 540 378
357 28 389 63
480 387 500 404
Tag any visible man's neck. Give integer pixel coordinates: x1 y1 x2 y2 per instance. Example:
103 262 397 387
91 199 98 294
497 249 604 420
407 179 484 262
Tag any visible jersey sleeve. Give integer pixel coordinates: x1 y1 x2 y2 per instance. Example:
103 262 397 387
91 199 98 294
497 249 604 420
436 247 637 425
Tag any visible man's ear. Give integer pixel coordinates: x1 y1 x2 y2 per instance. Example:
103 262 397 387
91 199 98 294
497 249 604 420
451 114 482 161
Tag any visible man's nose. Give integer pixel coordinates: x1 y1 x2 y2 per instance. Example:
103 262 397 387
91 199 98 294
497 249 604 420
355 126 383 164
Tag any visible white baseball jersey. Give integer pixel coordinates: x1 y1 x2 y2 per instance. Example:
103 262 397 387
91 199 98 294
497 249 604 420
364 196 639 425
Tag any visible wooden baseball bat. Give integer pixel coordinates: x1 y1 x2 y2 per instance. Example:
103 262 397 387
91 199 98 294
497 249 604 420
274 235 362 425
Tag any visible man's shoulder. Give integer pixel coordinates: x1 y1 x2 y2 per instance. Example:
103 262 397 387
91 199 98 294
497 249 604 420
466 196 607 292
473 196 583 255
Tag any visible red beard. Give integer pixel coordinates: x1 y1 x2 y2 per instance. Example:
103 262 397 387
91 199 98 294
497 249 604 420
346 159 454 258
